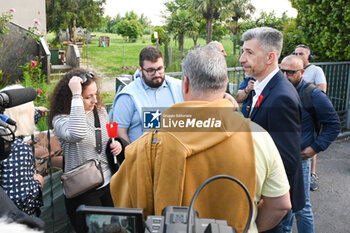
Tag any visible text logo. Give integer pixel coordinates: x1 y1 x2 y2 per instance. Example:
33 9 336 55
143 109 161 129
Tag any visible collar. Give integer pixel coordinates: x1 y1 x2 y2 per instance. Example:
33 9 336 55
254 67 279 94
304 64 312 69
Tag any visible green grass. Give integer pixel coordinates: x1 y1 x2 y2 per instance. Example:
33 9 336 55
36 33 241 129
100 91 116 104
83 38 153 76
82 33 240 76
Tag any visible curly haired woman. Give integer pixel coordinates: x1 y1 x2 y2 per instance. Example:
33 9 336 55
48 68 126 232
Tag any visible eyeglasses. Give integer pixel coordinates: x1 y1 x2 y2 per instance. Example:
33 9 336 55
281 69 303 76
80 71 95 83
142 66 165 76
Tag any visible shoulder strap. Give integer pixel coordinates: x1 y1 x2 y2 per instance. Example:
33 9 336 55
93 107 102 154
301 82 315 114
301 83 321 134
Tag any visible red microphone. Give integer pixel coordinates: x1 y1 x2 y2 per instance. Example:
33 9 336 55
106 122 118 164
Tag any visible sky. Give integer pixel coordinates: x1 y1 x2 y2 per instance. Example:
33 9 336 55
104 0 298 26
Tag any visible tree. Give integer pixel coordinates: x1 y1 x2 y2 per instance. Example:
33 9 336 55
212 23 229 41
222 0 255 55
46 0 105 41
139 13 151 28
123 11 138 21
188 20 202 46
281 19 304 61
237 11 292 61
151 27 166 45
240 11 290 32
164 0 198 52
97 14 122 33
192 0 230 43
109 14 123 33
290 0 350 61
116 19 143 42
166 9 196 52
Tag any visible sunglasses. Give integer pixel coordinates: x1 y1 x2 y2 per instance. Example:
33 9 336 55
80 71 95 83
281 69 303 76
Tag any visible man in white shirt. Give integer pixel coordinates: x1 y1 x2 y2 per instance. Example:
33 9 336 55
239 27 304 233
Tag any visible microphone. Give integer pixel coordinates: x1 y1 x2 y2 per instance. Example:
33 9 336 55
0 118 9 128
0 88 37 108
0 115 16 126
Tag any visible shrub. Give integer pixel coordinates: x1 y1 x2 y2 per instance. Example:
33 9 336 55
151 27 166 45
20 57 48 107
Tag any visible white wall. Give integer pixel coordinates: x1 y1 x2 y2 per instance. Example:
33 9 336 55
0 0 46 37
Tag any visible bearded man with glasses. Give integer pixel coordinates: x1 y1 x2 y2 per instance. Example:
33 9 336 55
110 46 183 143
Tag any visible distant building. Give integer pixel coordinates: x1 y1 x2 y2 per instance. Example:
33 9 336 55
0 0 47 37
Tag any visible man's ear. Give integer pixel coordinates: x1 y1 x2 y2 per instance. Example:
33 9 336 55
138 66 142 73
182 76 190 98
266 52 276 65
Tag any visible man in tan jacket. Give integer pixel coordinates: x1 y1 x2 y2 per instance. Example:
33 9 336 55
110 45 291 233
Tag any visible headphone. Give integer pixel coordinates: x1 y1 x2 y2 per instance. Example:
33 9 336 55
293 44 313 60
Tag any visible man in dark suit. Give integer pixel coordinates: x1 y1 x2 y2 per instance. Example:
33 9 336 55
239 27 305 233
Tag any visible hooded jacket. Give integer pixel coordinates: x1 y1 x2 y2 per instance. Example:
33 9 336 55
110 99 257 232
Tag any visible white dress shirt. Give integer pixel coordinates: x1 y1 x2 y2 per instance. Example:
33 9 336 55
250 68 280 116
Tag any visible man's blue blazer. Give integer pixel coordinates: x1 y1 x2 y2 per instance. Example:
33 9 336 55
250 70 305 211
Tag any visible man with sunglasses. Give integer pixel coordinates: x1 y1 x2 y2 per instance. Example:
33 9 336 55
280 55 340 233
110 46 183 143
294 44 327 191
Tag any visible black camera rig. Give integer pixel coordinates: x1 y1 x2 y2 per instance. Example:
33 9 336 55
76 175 253 233
146 206 237 233
145 175 253 233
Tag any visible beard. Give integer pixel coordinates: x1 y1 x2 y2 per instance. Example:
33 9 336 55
289 75 302 87
141 71 165 88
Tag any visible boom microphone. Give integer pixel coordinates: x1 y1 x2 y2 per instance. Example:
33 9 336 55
0 88 37 108
0 115 16 126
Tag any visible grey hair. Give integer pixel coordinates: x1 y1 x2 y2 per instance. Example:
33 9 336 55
207 41 221 52
242 27 283 58
1 84 35 137
182 45 228 94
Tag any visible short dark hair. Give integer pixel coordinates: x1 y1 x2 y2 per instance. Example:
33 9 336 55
296 44 311 54
139 46 163 67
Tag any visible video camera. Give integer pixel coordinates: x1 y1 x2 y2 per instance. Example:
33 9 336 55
76 175 253 233
0 87 37 160
146 206 236 233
